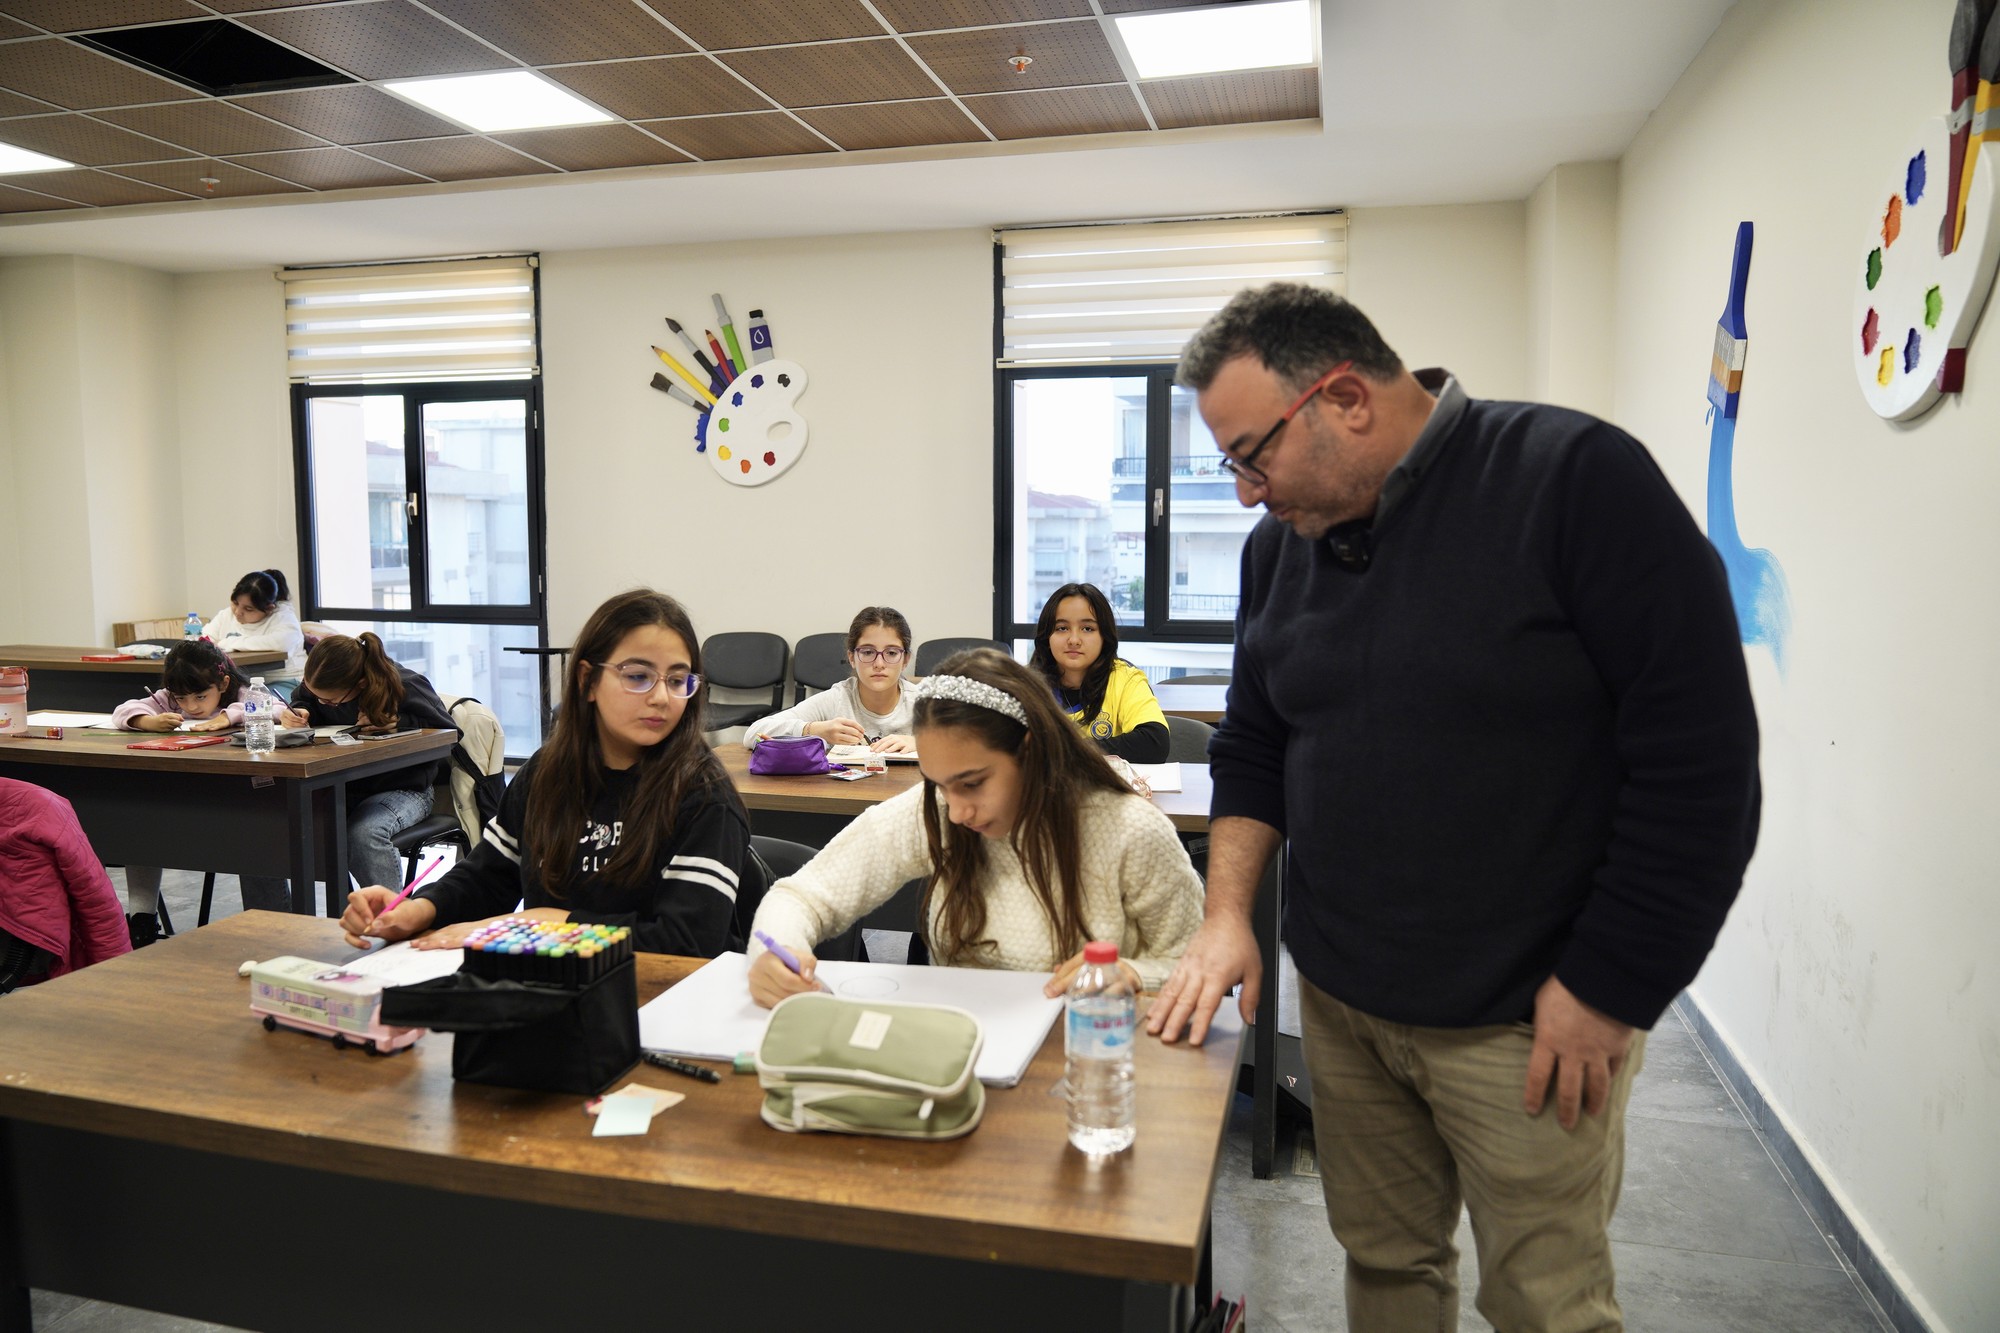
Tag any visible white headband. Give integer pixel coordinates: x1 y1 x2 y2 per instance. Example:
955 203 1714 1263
915 674 1029 726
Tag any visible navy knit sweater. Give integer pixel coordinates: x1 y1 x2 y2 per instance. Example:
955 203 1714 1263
1209 389 1761 1030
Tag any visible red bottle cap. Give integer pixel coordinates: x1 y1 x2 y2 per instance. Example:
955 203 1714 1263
1083 940 1118 964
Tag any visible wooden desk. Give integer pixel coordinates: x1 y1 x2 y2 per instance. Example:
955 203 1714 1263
0 915 1242 1333
0 729 455 917
0 644 286 712
1154 683 1226 724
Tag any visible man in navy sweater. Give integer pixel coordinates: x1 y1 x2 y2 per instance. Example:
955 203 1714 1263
1150 284 1761 1330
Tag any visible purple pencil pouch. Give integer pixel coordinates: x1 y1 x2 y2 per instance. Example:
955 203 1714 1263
749 735 832 775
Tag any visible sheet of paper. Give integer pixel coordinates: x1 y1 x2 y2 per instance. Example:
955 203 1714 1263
342 941 465 985
587 1083 686 1116
592 1095 657 1136
826 744 920 765
1130 761 1184 792
637 952 1064 1087
26 710 118 728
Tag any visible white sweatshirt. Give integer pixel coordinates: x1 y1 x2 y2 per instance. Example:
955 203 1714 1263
742 676 915 747
202 601 305 680
751 783 1204 989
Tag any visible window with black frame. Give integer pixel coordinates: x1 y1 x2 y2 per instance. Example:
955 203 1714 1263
993 216 1347 675
281 257 547 758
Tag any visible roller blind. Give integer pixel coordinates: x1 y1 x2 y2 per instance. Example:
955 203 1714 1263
996 213 1346 368
279 255 538 382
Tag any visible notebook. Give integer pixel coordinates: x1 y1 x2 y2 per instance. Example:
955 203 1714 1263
826 744 920 765
636 952 1063 1087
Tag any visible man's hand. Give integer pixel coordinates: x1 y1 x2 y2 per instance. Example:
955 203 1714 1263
1144 914 1261 1047
1522 975 1635 1129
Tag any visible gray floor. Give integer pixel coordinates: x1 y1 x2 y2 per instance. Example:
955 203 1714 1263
34 872 1891 1332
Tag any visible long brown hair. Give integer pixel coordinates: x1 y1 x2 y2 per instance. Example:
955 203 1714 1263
1029 581 1120 725
303 632 404 726
523 589 737 899
913 647 1133 966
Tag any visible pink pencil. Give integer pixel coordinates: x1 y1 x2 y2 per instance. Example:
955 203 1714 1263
373 856 446 923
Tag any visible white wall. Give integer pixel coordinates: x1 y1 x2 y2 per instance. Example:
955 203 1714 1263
1526 160 1618 419
0 272 17 638
1615 0 1999 1327
1348 202 1530 400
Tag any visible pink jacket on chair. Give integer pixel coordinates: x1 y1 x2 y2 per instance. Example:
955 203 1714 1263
0 778 132 983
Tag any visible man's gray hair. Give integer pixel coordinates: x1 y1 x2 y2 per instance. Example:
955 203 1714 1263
1177 282 1404 394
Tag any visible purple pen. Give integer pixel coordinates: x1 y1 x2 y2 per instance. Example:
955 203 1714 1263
753 929 806 976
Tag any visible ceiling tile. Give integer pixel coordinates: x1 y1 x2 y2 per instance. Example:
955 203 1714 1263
229 85 460 144
0 179 82 210
0 111 191 165
221 145 429 189
640 0 883 51
201 0 345 11
0 87 56 117
0 16 37 38
423 0 691 65
237 0 511 81
871 0 1092 31
492 122 691 171
0 1 205 32
7 165 188 203
94 99 325 155
362 134 554 181
1142 67 1318 129
906 19 1124 96
1098 0 1196 10
106 157 310 197
0 37 204 110
642 111 830 161
960 84 1146 139
544 55 768 121
721 38 938 109
796 98 983 151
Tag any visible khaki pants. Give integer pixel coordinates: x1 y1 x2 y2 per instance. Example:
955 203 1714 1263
1297 978 1645 1333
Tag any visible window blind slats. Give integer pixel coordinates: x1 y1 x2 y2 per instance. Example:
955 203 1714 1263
996 215 1345 368
280 256 537 382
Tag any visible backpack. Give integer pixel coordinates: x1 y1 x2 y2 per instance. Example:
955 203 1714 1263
442 695 507 846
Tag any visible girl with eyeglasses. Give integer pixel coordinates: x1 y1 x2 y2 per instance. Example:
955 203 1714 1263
341 590 751 959
743 605 918 754
748 648 1202 1007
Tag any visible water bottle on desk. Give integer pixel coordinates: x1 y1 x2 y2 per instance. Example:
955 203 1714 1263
242 676 277 757
183 611 202 641
1065 940 1136 1157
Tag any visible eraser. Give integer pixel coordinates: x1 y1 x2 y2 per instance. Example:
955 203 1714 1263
238 960 258 977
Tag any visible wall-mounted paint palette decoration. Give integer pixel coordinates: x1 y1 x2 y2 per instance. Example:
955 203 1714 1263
1852 0 2000 419
648 294 808 487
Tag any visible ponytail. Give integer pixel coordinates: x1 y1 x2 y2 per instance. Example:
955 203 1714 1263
231 568 291 614
302 631 406 726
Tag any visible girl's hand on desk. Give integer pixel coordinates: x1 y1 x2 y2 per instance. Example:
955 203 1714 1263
871 734 916 754
339 887 438 950
749 945 822 1008
135 713 183 732
808 718 867 746
187 715 233 733
276 707 311 728
1044 950 1144 999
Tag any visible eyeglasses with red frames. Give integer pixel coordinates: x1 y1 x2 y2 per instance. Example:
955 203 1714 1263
1217 360 1354 487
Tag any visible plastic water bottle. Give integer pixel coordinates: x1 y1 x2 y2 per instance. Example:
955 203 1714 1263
1066 940 1136 1157
242 676 277 757
183 611 202 640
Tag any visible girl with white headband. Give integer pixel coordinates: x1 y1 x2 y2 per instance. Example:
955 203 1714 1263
748 647 1202 1006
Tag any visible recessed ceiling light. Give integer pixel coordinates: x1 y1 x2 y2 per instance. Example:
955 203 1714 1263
1114 0 1314 80
0 144 77 175
381 71 614 134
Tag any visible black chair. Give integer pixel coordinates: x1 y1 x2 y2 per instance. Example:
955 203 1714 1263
701 632 790 731
914 638 1007 677
0 927 54 995
746 835 862 962
1165 713 1216 763
791 632 849 701
389 779 470 889
1172 672 1232 685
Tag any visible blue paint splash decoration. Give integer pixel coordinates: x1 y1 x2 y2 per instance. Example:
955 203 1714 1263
1906 149 1926 205
1704 222 1793 673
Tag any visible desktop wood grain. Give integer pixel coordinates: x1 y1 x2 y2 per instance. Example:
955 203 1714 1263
0 644 284 674
0 727 454 777
0 914 1240 1286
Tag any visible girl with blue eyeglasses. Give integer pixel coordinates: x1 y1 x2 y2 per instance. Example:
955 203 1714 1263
340 589 751 958
743 605 917 753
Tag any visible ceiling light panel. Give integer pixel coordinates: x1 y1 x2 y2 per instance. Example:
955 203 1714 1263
382 71 615 133
1114 0 1314 79
0 143 78 174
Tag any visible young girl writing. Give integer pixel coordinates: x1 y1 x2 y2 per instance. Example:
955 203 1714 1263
1029 582 1170 763
269 632 456 900
748 648 1202 1007
110 640 253 944
743 605 918 752
203 568 305 688
341 590 752 958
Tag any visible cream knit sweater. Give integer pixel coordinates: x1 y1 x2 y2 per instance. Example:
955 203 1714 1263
751 783 1203 989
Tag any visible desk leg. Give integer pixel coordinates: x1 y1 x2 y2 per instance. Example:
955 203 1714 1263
325 784 351 918
0 1125 31 1333
286 782 315 915
1250 850 1281 1180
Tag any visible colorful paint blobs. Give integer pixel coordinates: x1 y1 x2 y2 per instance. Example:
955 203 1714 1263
1883 194 1903 246
702 358 810 489
750 374 765 388
1925 285 1944 328
1906 150 1926 205
1866 249 1883 289
763 451 776 466
1862 307 1880 353
1904 328 1922 371
739 459 751 474
718 417 730 432
1877 347 1895 386
731 391 744 407
718 444 732 461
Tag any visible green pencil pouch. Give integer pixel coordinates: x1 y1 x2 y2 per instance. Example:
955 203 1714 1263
755 992 985 1140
